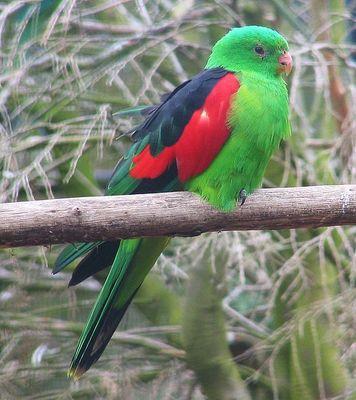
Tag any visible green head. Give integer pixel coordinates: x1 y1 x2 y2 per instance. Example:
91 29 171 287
207 26 292 77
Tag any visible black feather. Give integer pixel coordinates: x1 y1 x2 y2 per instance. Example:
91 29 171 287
68 241 120 287
132 68 229 151
71 287 140 375
133 163 180 194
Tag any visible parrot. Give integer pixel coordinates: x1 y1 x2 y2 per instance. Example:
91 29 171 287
53 25 292 378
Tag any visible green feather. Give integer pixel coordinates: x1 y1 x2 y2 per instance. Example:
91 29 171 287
54 242 102 274
68 237 169 378
54 141 144 276
106 141 146 195
185 71 290 211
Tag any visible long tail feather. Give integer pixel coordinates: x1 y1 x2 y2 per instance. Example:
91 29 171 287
68 241 120 287
68 237 169 378
53 242 102 274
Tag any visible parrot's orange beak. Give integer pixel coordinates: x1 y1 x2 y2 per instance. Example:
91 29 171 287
278 51 292 75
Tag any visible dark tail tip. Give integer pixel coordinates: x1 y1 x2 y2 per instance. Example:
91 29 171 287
67 366 86 380
52 262 64 275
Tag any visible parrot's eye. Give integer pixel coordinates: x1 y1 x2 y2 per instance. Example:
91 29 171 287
254 45 265 56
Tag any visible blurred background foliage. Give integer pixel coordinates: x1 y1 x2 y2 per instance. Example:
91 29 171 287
0 0 355 399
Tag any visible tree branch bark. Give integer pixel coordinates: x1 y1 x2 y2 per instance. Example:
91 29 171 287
0 185 355 248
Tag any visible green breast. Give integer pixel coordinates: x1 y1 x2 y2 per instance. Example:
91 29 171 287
230 71 290 153
185 71 290 211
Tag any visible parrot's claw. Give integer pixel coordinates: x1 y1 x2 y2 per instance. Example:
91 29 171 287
238 189 248 206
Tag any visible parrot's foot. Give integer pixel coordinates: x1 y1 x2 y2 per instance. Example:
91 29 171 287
238 189 248 206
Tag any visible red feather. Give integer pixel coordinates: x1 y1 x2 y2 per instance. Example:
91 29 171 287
130 73 240 182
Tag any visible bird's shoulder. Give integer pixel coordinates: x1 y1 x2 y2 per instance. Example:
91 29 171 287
131 67 239 154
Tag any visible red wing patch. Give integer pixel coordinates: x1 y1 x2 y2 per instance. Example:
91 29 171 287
130 73 240 182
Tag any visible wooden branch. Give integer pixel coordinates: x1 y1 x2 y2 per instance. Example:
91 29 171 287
0 185 355 248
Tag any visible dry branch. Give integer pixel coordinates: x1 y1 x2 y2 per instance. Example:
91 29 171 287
0 185 355 248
